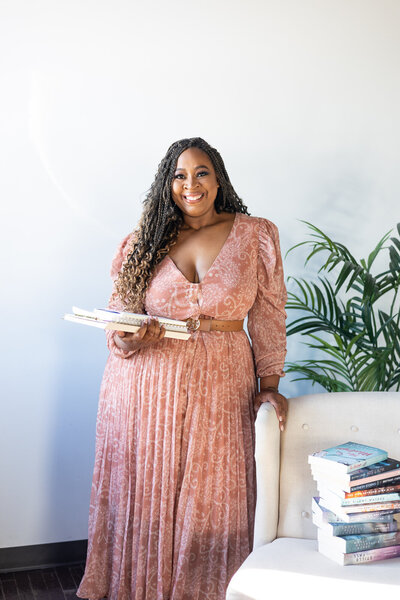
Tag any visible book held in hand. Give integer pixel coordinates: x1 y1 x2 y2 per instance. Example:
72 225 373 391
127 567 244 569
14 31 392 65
308 442 388 474
64 307 192 340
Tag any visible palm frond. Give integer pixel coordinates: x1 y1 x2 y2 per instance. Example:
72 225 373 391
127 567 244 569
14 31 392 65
285 362 353 392
286 222 400 392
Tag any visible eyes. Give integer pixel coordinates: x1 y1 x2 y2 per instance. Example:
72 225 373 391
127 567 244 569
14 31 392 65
174 170 209 179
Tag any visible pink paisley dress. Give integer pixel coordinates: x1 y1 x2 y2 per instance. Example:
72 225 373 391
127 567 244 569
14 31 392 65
77 213 287 600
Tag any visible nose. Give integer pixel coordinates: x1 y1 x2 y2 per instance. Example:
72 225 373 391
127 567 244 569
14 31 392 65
183 175 199 189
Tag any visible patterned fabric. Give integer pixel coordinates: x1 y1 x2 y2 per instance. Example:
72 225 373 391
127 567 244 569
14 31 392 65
77 213 287 600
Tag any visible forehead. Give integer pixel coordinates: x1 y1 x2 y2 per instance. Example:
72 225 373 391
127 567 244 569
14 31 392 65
174 147 214 170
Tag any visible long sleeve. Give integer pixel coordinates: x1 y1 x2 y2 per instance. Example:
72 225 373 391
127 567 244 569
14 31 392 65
247 218 287 378
105 233 140 359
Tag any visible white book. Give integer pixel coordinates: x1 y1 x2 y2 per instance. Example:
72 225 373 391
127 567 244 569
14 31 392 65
312 513 398 536
64 307 191 340
311 465 400 492
318 496 400 520
318 484 400 507
318 539 400 565
312 497 397 524
317 528 400 554
308 442 388 474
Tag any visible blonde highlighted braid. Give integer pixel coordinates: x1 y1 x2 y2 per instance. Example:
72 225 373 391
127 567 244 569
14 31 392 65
115 137 250 310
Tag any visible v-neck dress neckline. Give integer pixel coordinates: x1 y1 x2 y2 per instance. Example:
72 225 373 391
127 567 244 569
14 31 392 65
165 212 239 285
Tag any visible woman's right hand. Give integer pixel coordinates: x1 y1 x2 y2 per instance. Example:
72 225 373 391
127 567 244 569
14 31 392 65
114 317 166 353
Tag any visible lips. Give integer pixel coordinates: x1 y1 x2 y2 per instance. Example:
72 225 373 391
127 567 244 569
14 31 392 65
183 193 204 203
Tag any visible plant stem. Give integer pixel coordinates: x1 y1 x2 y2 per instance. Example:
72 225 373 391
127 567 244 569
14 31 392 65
390 287 399 317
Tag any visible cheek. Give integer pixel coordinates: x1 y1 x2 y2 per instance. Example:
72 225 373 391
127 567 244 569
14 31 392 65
171 183 184 208
171 180 181 197
209 176 219 190
209 179 219 195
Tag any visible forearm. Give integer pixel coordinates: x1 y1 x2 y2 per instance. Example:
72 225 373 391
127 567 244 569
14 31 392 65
259 374 280 392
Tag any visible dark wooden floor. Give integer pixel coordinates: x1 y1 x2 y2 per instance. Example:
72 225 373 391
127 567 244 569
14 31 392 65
0 563 85 600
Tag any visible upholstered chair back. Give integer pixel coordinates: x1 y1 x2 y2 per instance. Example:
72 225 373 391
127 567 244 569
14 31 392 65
253 392 400 549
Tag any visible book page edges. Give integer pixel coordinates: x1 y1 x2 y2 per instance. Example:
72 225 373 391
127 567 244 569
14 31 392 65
64 314 190 340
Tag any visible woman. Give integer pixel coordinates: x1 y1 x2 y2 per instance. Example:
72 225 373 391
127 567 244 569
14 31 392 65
77 137 287 600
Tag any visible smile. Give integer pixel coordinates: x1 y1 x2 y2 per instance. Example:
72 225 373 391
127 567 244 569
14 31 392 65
183 193 204 203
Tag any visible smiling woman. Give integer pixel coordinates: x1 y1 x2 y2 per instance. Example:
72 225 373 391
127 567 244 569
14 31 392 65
76 137 288 600
169 147 235 284
172 148 220 214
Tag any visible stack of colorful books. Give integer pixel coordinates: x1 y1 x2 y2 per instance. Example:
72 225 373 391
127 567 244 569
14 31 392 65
309 441 400 565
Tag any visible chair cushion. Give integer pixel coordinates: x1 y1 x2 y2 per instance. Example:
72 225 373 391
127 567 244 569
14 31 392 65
226 538 400 600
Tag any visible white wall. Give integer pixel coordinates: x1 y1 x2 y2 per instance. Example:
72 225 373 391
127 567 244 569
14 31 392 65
1 0 399 548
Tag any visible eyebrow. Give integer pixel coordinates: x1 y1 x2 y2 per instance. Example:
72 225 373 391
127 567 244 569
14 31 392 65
174 165 210 172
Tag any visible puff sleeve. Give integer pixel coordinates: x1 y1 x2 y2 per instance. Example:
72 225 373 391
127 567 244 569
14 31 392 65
247 218 287 378
105 233 142 359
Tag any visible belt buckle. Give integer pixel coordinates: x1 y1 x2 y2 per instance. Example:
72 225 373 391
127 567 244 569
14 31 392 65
186 317 200 333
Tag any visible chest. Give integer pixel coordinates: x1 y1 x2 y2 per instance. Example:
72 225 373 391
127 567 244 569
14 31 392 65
144 214 260 320
167 217 236 283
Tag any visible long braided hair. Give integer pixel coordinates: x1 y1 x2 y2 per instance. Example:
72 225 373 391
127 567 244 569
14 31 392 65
115 137 250 310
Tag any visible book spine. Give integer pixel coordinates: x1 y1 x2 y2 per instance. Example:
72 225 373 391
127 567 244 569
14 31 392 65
312 497 397 523
349 460 400 481
345 484 400 499
314 473 400 493
342 501 400 514
319 498 400 521
341 493 400 506
343 531 400 553
351 510 399 522
344 544 400 565
327 521 398 536
312 468 400 491
344 455 387 474
350 475 400 492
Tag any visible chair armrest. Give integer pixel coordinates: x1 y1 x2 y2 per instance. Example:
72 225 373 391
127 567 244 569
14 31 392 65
253 402 281 548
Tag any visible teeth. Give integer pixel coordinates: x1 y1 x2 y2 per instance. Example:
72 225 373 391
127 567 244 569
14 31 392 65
185 194 202 200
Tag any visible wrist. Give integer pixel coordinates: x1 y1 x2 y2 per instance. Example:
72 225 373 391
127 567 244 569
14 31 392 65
114 332 136 352
260 385 279 393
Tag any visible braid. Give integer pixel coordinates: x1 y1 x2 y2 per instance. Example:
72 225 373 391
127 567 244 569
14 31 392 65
115 137 250 310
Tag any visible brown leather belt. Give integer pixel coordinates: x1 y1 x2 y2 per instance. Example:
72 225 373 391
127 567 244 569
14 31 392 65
186 317 244 333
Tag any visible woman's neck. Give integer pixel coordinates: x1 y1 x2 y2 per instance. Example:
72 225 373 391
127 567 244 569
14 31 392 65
181 209 226 231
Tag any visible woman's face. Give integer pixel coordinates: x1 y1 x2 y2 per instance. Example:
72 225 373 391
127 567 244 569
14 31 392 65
171 147 219 220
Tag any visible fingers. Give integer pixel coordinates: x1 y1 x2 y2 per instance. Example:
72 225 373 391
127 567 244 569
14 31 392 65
273 394 288 432
135 318 165 346
115 317 166 351
256 390 288 432
135 323 148 340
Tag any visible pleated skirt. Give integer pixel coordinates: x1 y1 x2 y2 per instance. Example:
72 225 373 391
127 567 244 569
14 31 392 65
77 330 257 600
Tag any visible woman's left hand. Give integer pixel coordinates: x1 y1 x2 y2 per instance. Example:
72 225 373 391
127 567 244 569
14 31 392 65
254 389 288 431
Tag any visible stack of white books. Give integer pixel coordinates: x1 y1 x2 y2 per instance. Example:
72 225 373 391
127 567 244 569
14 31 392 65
63 307 191 340
309 441 400 565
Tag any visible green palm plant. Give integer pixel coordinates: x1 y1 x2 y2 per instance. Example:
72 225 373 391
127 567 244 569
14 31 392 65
285 222 400 392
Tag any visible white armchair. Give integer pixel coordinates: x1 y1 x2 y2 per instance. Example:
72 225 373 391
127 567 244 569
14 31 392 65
226 392 400 599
